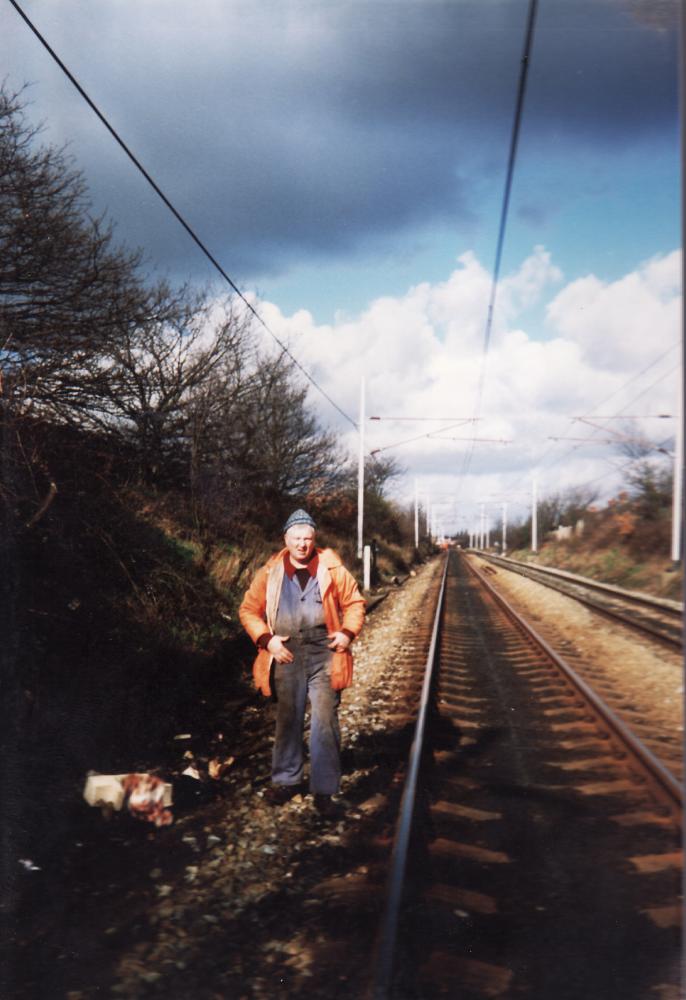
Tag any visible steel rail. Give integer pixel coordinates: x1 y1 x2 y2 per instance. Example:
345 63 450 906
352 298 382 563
370 554 450 1000
474 553 682 648
477 552 683 615
465 556 684 817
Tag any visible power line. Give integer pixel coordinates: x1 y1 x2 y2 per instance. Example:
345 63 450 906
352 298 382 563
570 414 674 420
506 342 681 495
429 436 512 444
7 0 357 430
544 419 676 499
543 362 679 472
481 0 539 363
456 0 539 493
370 416 478 423
368 420 474 456
548 435 671 456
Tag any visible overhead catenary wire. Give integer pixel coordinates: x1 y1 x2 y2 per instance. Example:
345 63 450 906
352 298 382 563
480 0 539 364
7 0 357 430
505 344 681 496
575 416 671 447
571 414 674 420
430 435 511 443
548 436 669 447
541 363 680 470
370 416 480 423
368 420 476 457
488 364 679 533
528 429 677 507
456 0 539 495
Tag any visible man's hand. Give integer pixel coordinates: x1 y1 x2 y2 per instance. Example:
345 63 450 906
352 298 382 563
327 631 351 653
267 635 293 664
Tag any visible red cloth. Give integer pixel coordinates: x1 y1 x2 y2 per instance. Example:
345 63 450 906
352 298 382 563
122 774 173 827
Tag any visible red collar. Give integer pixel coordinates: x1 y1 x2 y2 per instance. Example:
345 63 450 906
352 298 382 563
284 552 319 579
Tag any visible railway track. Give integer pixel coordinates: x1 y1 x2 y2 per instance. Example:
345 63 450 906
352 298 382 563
473 551 683 648
371 551 682 1000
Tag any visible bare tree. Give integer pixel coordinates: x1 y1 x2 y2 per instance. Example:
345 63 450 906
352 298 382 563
89 296 254 483
185 350 346 536
0 87 168 419
364 454 403 499
0 86 355 544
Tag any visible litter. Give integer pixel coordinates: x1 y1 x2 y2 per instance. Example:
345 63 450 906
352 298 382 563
18 858 40 871
208 756 235 780
83 773 173 827
122 774 173 827
173 734 192 741
83 773 127 811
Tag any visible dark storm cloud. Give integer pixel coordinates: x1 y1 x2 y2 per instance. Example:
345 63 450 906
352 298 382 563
3 0 678 285
526 1 678 146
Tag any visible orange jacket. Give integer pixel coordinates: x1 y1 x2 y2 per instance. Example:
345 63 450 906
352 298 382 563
239 547 366 696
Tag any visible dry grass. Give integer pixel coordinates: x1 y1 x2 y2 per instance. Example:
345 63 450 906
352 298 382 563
513 539 682 601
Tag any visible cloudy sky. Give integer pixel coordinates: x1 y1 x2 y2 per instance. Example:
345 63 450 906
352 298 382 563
3 0 681 536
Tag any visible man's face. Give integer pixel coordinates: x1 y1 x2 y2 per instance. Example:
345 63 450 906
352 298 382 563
285 525 316 565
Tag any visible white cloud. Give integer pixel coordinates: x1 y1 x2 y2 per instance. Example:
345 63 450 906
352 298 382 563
254 247 680 530
545 250 681 371
498 245 564 319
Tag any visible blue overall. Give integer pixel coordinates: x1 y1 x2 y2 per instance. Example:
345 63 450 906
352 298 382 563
271 571 341 794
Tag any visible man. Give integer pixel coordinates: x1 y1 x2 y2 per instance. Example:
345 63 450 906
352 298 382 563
239 510 365 814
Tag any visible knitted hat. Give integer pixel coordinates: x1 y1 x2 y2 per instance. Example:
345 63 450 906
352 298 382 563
283 509 316 533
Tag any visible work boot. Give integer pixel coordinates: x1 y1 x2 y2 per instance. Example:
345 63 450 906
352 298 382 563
264 784 299 806
313 793 341 818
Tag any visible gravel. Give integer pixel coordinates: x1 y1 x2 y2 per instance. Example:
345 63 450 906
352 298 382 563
469 554 683 774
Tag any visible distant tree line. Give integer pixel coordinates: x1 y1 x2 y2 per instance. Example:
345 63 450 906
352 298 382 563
485 456 674 558
0 86 403 549
497 486 598 552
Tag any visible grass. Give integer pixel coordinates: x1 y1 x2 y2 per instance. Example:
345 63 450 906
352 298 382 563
509 538 682 601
